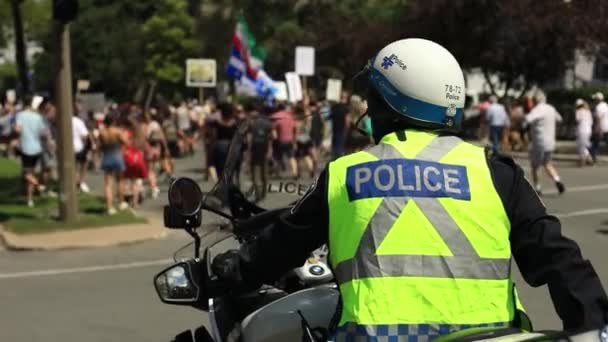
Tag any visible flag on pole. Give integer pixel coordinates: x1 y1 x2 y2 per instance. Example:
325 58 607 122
227 15 277 98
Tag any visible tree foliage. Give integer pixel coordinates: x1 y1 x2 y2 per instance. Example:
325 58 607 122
404 0 608 95
33 0 199 101
1 0 607 101
0 0 51 48
142 0 202 90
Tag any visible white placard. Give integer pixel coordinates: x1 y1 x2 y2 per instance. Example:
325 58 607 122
285 72 303 103
295 46 315 76
77 79 90 91
274 81 288 101
76 93 107 113
186 59 217 88
32 95 44 110
6 90 16 104
326 78 342 102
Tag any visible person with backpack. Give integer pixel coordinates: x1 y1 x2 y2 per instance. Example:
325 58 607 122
161 109 180 159
247 102 273 201
295 105 315 179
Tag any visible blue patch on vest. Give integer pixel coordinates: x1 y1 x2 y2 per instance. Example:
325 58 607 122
346 159 470 201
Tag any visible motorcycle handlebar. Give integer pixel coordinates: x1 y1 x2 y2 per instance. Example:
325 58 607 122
233 207 291 237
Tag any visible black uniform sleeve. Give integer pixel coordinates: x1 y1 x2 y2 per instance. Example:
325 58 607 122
238 169 330 284
488 155 608 330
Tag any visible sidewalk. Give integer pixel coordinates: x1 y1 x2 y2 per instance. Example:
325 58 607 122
0 215 168 251
0 149 209 252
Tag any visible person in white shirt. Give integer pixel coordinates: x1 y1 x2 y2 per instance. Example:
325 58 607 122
591 92 608 162
73 113 90 193
575 99 593 167
525 91 565 195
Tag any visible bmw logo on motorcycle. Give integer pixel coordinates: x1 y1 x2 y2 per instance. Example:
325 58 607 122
309 265 325 276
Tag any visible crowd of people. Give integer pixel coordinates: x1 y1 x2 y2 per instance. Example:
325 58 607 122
0 91 371 213
475 90 608 195
574 92 608 167
478 91 564 195
3 87 608 209
201 92 371 202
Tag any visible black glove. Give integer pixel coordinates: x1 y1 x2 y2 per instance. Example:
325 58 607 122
212 250 264 293
211 250 245 285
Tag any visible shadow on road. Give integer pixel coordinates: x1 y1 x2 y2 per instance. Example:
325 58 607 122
596 229 608 235
182 167 206 174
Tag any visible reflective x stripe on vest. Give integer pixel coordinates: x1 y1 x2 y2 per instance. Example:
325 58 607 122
333 137 511 284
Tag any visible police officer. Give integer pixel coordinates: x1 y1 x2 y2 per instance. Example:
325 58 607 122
212 39 608 340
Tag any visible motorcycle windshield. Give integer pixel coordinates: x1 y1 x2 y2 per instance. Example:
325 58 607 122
203 121 249 208
173 223 234 262
203 117 315 212
174 115 317 259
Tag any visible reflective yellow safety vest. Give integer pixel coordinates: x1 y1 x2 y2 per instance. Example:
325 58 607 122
327 130 518 340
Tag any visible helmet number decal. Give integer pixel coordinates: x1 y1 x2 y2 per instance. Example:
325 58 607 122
444 84 462 101
444 84 462 127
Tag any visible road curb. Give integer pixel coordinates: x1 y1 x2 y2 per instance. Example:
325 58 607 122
0 217 168 252
508 151 608 163
0 225 6 251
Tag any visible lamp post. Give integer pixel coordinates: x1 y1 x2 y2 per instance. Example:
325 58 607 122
53 0 79 223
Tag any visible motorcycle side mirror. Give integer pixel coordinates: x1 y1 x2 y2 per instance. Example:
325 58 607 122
168 178 203 216
154 262 200 305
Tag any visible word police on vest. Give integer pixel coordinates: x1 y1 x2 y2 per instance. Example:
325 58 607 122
346 159 470 201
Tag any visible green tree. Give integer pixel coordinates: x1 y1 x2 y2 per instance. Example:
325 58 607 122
142 0 202 99
0 2 10 48
32 1 141 99
0 0 51 94
403 0 608 96
32 0 201 101
0 62 18 91
10 0 29 95
0 0 51 49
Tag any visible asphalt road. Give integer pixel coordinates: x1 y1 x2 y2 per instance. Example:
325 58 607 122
1 149 608 341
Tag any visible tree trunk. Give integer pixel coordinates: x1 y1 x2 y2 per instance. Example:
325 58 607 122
482 68 497 96
10 0 29 96
502 76 513 99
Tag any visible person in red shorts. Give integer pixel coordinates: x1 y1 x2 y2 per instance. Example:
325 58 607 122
121 117 148 209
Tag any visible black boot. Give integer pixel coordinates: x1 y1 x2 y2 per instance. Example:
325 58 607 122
556 181 565 195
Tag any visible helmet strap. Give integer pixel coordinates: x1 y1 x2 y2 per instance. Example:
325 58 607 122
353 111 370 138
396 130 407 141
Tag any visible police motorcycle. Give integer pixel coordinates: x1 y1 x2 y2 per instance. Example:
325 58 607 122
154 122 608 342
155 122 336 342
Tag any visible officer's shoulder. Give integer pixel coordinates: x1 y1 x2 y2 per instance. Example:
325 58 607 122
486 153 522 179
330 149 374 165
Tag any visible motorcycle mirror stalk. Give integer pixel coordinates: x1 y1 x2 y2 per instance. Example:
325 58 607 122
164 177 235 259
165 177 207 258
164 206 203 259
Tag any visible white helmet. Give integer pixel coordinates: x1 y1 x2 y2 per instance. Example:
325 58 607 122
364 38 466 130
